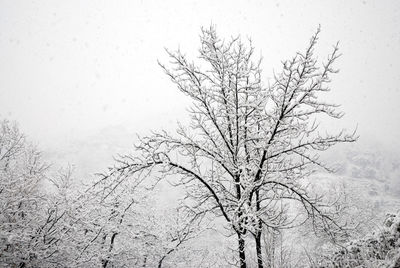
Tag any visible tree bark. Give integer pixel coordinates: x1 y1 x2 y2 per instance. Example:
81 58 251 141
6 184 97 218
237 232 247 268
255 231 263 268
255 190 264 268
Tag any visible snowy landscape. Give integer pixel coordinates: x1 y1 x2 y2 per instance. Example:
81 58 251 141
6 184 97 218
1 1 400 267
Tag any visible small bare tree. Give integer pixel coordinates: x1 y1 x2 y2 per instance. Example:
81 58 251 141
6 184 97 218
84 167 203 268
99 26 356 267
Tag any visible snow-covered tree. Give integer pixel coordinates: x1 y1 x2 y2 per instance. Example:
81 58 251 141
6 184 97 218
0 120 200 267
86 26 357 267
82 177 202 268
316 212 400 268
0 120 49 266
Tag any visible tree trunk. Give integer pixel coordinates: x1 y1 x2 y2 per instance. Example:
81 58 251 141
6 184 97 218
237 232 247 268
255 190 264 268
255 231 263 268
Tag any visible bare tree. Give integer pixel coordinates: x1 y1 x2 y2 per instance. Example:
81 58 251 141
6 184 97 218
98 25 356 267
241 27 357 267
81 169 203 268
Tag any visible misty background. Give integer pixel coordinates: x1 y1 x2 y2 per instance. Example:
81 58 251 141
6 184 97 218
1 1 399 174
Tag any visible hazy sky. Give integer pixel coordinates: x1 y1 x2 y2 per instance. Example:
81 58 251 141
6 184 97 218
1 0 400 151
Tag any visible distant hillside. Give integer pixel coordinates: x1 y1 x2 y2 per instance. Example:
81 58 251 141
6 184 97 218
44 127 400 209
322 142 400 197
43 124 137 179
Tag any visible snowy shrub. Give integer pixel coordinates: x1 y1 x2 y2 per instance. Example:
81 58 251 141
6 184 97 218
317 212 400 268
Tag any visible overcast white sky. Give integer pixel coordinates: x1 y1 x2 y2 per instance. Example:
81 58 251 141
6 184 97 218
1 0 399 151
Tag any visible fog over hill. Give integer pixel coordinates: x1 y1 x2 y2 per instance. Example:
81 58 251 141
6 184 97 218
323 141 400 196
44 124 400 214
